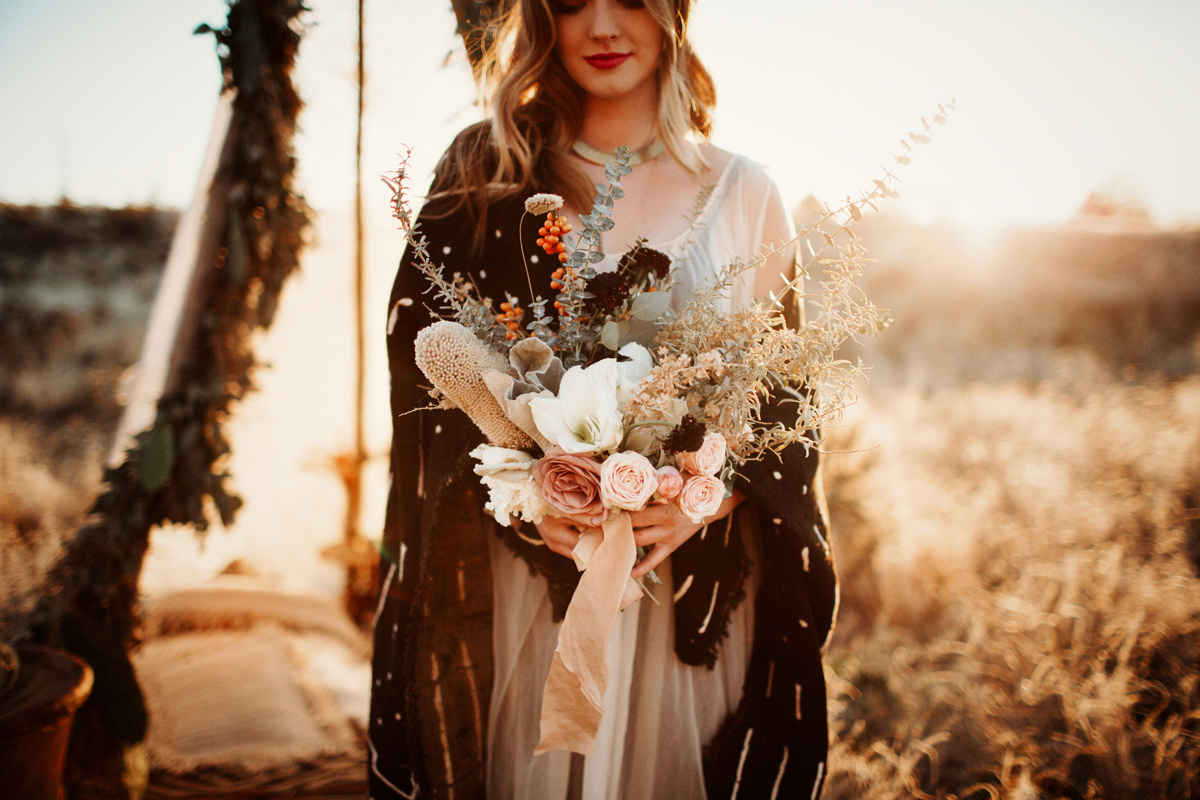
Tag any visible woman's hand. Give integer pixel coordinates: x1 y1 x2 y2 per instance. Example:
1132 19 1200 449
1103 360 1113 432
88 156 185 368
535 515 587 560
534 490 746 575
628 491 745 579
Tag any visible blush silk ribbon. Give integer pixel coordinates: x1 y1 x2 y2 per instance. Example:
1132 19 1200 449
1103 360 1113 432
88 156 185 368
535 512 643 755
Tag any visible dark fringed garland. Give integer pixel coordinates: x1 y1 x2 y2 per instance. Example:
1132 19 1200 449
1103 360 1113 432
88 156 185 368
26 1 310 796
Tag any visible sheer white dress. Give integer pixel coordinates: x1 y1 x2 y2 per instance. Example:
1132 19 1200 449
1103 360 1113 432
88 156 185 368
485 154 792 800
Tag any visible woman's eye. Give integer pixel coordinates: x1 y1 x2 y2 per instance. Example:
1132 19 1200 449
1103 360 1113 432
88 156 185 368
618 0 646 7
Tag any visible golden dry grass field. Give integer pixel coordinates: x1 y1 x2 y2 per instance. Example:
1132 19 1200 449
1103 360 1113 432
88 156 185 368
818 215 1200 798
1 203 174 639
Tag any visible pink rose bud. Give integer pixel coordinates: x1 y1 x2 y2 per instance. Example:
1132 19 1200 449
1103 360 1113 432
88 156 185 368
674 431 727 477
655 466 684 500
600 451 660 511
677 475 726 523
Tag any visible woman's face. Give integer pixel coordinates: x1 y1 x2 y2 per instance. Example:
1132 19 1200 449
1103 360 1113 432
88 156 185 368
551 0 665 104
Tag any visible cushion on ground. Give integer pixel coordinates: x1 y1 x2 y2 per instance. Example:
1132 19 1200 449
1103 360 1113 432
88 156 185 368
135 625 359 774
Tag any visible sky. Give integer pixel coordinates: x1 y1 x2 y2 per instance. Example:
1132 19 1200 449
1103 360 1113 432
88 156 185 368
1 0 1199 230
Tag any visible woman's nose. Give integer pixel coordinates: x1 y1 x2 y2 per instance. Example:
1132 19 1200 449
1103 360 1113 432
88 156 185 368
588 0 620 41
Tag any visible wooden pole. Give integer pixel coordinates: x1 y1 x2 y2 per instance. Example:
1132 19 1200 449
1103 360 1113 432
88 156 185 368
344 0 374 626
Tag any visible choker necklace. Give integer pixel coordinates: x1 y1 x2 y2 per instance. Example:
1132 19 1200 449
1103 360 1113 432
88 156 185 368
571 137 665 167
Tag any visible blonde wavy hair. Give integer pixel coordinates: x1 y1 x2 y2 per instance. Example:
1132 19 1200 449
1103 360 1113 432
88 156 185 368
430 0 716 250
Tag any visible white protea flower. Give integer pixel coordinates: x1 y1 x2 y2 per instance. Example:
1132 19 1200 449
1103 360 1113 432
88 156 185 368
524 193 564 215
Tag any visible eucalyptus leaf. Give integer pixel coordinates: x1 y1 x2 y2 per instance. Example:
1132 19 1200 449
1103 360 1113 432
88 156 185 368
631 290 671 321
588 251 605 263
596 217 615 232
600 320 620 350
610 186 625 199
138 420 175 491
621 316 661 347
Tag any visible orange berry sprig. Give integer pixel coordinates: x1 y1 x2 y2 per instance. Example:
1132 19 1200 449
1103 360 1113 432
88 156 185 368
496 300 525 341
549 265 574 291
536 212 572 264
550 265 579 316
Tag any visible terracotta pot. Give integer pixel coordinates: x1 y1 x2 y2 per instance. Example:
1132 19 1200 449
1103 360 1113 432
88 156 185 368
0 645 94 800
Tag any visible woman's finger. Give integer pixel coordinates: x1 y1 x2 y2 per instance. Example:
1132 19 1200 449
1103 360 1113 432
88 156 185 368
632 525 676 547
632 542 672 579
632 526 658 547
536 518 580 560
628 504 672 528
545 535 577 560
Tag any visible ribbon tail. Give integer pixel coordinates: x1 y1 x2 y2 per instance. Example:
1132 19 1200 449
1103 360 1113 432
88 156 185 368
535 513 637 754
621 576 643 610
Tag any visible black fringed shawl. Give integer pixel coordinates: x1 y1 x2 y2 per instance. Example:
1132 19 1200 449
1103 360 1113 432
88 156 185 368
367 163 837 800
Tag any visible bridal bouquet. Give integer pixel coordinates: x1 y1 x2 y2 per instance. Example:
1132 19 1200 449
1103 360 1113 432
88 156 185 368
384 117 940 751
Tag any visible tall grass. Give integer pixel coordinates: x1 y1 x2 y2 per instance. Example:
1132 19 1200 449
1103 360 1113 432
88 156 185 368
0 203 170 641
0 417 106 641
821 367 1200 797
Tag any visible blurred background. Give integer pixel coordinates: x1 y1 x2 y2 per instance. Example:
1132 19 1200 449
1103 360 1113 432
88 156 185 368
2 0 1199 796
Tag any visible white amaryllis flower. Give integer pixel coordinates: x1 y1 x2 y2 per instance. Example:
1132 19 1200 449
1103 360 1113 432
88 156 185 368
470 445 548 526
529 359 623 454
614 342 653 404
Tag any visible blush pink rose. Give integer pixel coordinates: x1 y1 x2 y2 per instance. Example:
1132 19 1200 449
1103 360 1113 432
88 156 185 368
677 475 726 523
600 451 659 511
674 431 727 477
654 466 684 500
533 449 607 527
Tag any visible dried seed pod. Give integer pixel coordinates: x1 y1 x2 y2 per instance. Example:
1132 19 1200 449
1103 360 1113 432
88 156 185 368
414 321 534 449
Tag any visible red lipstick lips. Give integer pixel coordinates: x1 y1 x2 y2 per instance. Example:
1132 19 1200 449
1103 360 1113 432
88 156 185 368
584 52 631 70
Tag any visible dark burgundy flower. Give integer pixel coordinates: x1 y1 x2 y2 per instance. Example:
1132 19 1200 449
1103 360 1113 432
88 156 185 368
618 246 672 282
583 270 632 315
663 414 707 454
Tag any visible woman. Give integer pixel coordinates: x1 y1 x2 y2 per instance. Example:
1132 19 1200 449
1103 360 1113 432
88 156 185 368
368 1 836 798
